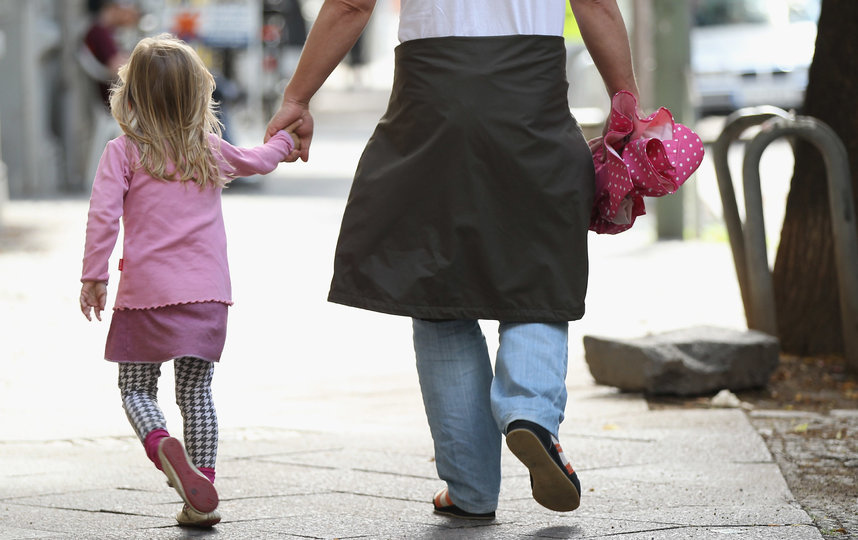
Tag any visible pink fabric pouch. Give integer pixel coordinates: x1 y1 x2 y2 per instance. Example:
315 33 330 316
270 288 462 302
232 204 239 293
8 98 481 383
588 91 705 234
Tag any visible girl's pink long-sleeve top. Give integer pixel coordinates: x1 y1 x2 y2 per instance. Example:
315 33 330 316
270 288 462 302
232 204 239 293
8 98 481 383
81 131 294 310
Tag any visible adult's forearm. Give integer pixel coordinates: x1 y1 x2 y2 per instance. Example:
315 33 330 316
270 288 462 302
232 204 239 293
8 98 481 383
569 0 639 98
283 0 376 105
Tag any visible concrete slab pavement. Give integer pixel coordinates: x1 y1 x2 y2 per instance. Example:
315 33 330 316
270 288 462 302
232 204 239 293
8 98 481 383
0 89 824 538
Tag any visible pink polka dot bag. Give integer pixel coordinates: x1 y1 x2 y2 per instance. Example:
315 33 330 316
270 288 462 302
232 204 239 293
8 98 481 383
588 90 705 234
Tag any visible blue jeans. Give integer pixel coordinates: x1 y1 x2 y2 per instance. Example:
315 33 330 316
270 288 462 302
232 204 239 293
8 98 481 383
412 319 569 513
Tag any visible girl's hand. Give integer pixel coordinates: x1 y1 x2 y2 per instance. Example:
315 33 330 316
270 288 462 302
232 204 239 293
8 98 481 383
80 281 108 321
283 119 303 161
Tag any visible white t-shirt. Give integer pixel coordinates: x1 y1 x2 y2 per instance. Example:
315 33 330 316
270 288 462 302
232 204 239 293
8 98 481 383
398 0 566 42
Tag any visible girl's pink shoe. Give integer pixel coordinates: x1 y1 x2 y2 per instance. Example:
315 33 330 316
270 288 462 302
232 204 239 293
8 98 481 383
157 437 219 514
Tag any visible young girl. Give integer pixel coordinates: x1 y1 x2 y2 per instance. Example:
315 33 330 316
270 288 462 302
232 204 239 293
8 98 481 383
79 34 299 528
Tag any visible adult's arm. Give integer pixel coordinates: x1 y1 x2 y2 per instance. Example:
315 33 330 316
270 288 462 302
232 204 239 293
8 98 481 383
568 0 639 99
265 0 377 161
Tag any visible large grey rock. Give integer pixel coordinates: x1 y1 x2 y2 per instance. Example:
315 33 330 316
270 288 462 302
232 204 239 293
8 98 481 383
583 326 780 396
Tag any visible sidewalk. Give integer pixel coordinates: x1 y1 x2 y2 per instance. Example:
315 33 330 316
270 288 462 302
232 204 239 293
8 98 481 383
0 393 820 539
0 90 823 539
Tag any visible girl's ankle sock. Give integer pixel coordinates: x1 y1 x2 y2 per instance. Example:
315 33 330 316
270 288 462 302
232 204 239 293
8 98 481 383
143 429 170 470
198 467 216 483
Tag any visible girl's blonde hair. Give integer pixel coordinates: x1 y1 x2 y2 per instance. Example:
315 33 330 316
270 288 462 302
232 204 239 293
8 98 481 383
110 34 225 188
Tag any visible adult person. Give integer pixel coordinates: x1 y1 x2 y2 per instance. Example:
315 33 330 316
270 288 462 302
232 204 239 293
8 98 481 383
82 0 140 107
81 0 140 186
266 0 640 519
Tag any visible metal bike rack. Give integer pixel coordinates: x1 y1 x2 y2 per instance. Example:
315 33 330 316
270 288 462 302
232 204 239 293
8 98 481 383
713 108 858 368
712 106 793 329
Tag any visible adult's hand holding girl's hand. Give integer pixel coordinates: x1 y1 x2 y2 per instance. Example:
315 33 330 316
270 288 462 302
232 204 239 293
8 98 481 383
80 281 107 321
266 97 313 163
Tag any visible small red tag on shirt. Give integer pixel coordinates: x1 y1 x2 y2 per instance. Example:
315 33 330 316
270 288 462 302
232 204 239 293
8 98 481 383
118 258 124 271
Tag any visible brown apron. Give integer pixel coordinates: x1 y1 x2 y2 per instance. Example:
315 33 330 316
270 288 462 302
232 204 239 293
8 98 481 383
328 35 595 322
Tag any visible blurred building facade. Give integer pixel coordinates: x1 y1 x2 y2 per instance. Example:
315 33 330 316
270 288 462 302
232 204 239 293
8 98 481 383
0 0 78 197
0 20 6 222
0 0 400 200
0 0 273 199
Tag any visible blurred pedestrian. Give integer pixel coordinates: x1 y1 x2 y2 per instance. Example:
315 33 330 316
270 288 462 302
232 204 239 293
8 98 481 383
82 0 140 107
266 0 639 519
81 0 141 186
79 34 300 528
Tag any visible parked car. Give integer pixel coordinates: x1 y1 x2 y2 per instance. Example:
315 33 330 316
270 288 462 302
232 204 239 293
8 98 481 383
691 0 820 115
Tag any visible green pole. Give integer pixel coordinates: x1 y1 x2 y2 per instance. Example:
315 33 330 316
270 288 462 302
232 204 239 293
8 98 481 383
651 0 693 240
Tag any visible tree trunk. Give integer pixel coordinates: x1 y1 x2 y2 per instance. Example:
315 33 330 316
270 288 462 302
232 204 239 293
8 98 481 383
772 0 858 357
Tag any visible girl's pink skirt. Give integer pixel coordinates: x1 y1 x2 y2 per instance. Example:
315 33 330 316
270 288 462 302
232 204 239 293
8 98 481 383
105 302 228 363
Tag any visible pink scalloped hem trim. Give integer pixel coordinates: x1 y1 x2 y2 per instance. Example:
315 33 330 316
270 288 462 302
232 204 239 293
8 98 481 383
113 299 233 311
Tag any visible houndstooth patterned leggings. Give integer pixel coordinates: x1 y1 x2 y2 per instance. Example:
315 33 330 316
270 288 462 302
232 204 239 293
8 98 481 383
118 357 218 469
